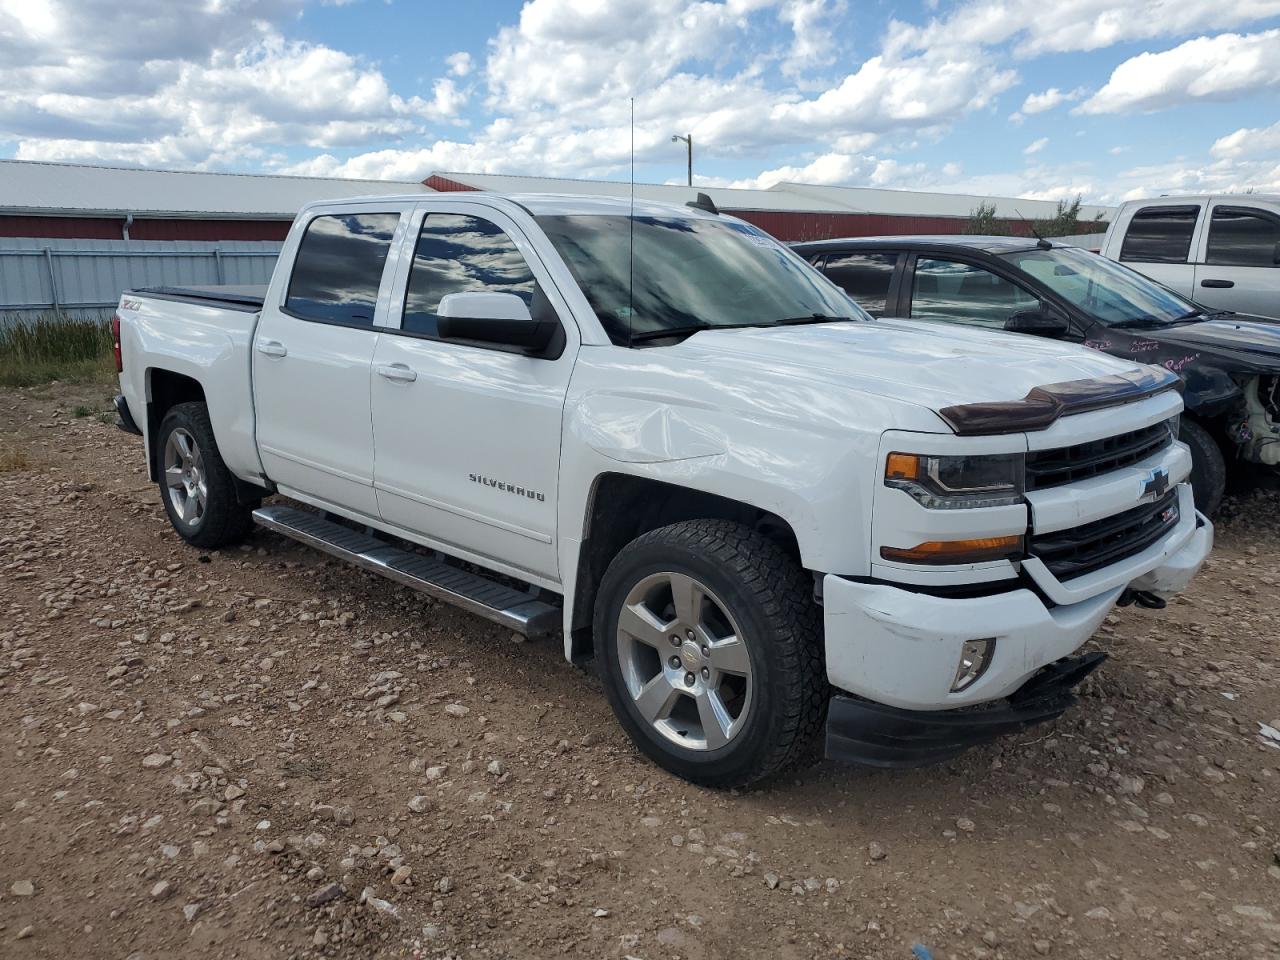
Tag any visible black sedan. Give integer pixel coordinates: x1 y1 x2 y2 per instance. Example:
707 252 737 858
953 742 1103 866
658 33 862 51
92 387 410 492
794 235 1280 514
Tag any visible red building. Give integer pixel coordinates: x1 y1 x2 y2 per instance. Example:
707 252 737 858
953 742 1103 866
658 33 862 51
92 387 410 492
0 159 428 241
424 172 1112 242
0 160 1110 244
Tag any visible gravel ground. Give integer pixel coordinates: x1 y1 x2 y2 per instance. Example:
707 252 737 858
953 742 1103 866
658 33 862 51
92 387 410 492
2 382 1279 960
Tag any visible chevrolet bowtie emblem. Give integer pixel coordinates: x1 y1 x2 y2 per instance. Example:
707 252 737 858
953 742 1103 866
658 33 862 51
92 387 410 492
1140 466 1170 502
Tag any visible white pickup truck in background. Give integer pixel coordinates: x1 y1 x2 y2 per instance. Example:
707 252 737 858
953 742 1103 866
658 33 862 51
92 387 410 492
1100 195 1280 319
112 191 1212 786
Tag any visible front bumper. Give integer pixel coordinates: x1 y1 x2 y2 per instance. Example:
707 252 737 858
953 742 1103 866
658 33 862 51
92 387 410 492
821 508 1213 716
826 652 1106 767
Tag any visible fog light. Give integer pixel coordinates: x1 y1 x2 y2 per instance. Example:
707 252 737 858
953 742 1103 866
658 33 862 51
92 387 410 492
952 638 995 692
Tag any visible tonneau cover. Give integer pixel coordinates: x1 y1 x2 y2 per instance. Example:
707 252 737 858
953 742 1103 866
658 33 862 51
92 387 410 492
133 284 267 311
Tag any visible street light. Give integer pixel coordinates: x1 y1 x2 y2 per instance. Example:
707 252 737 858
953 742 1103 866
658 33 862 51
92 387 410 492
671 133 692 187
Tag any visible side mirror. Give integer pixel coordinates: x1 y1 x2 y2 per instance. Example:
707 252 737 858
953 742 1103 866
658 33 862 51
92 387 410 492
1004 308 1069 338
436 292 556 353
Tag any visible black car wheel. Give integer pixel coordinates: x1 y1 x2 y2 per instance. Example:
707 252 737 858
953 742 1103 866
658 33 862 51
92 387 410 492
1180 418 1226 516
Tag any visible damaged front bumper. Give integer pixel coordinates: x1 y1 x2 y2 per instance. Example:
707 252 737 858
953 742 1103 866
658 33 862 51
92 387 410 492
826 652 1106 767
820 509 1213 765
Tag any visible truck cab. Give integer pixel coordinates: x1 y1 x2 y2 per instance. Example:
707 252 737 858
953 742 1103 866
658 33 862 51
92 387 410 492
1100 195 1280 319
114 193 1213 787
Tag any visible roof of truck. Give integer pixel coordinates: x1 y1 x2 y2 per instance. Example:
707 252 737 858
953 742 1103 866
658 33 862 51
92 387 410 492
792 235 1048 255
304 191 726 219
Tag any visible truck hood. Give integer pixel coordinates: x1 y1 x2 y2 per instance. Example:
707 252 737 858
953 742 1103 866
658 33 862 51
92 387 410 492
681 318 1145 413
1123 313 1280 372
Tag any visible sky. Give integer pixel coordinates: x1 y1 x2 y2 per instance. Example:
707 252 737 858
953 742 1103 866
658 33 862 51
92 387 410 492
1 0 1278 203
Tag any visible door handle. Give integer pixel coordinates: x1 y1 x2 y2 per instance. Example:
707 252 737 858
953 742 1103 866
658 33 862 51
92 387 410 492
1200 278 1235 289
257 339 288 358
375 362 417 383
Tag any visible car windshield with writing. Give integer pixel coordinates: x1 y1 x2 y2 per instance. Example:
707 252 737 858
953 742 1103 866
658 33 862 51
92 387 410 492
536 214 863 345
1000 246 1198 329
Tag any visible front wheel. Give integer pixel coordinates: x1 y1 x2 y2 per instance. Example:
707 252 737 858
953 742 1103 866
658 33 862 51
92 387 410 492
1180 418 1226 517
156 402 257 549
594 519 827 788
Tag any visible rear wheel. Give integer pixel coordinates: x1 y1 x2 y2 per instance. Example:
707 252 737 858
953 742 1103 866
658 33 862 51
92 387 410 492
157 402 257 549
1180 418 1226 517
594 519 827 788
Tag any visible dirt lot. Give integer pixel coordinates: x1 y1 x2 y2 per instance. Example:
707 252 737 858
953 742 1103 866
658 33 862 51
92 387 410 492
1 382 1278 960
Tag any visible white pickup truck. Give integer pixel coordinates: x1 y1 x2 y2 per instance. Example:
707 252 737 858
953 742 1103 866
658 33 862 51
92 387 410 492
1100 194 1280 319
112 192 1212 786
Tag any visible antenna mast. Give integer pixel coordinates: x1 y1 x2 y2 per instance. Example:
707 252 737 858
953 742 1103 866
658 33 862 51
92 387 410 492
628 96 635 347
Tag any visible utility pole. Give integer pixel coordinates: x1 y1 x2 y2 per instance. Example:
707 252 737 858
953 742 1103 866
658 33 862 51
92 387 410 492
671 133 692 186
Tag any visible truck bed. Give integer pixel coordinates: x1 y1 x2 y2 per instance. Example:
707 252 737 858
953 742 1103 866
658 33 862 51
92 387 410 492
116 284 266 485
132 284 267 312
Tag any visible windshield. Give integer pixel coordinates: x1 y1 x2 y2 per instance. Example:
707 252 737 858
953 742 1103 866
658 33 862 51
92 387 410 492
536 214 865 345
999 246 1198 327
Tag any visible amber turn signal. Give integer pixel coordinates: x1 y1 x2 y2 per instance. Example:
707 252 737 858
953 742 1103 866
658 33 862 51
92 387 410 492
885 452 922 481
880 535 1024 565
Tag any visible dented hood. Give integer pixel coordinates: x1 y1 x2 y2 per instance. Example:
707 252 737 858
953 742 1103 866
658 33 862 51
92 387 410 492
680 317 1150 415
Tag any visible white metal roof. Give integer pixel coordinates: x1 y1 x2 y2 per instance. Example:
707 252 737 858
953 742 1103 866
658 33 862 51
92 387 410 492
769 181 1113 220
432 171 1115 220
431 171 832 212
0 160 430 219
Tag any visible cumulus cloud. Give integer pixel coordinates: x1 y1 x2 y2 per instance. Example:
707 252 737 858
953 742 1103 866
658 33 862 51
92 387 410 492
445 52 473 77
778 0 846 78
1076 29 1280 114
6 0 1278 206
0 0 462 169
1210 120 1280 159
278 0 1018 184
1017 86 1085 116
724 152 928 189
886 0 1280 57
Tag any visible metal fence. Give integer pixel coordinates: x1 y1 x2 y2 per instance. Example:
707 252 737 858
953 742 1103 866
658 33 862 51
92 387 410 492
0 237 282 327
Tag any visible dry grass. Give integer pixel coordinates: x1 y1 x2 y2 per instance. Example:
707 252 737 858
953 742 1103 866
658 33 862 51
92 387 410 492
0 315 115 388
0 442 35 474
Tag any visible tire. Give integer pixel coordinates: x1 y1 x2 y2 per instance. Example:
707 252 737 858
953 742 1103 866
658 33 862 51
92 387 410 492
156 402 257 549
594 519 827 788
1180 418 1226 517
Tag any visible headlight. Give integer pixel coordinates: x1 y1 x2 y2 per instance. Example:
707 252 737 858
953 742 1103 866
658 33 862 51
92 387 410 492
885 452 1025 509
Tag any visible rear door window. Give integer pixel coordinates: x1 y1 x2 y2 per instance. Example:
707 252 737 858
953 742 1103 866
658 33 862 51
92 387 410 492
284 212 400 326
1206 206 1280 267
1118 205 1199 264
401 213 539 338
821 251 900 316
910 258 1039 328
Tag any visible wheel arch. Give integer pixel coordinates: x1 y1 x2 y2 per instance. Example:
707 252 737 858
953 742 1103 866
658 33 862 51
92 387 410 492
564 472 804 663
145 368 206 481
